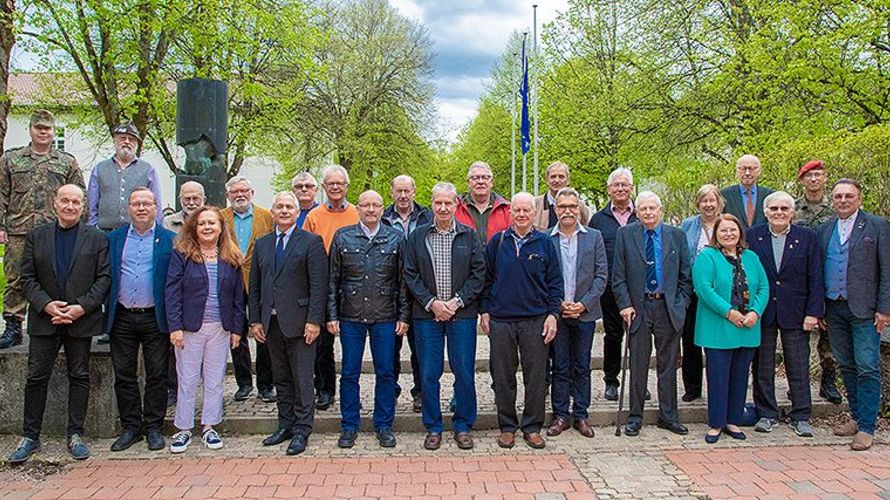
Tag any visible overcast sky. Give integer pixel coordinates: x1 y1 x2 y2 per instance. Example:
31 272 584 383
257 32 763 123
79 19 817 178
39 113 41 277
11 0 569 143
390 0 569 140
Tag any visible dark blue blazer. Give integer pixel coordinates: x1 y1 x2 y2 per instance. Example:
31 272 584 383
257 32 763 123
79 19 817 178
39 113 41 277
164 249 245 335
105 223 175 334
747 223 825 330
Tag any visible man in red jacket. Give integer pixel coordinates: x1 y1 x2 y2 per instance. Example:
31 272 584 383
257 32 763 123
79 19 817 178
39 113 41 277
455 161 511 244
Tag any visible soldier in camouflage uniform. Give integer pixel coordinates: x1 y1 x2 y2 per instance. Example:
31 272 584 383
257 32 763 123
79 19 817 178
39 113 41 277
793 159 843 404
0 110 85 348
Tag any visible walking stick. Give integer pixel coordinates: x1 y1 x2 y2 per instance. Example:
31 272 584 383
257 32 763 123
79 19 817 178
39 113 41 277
615 322 630 436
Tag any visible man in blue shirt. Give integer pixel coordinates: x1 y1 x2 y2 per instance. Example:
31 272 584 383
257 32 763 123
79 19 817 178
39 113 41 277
105 188 175 452
291 172 320 229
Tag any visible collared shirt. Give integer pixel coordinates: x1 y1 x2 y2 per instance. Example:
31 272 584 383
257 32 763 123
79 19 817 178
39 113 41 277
275 223 297 247
359 222 379 239
509 227 534 256
836 209 859 245
794 193 833 229
551 224 587 302
87 156 163 229
425 221 457 306
119 224 156 308
769 224 791 272
233 204 255 256
644 223 664 293
296 201 319 229
325 199 348 211
739 183 759 206
389 208 415 236
611 202 634 227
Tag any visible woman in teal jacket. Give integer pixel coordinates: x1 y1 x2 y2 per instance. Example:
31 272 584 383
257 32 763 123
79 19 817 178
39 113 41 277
693 214 769 443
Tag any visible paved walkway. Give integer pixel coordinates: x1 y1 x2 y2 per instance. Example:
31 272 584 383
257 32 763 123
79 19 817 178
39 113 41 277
1 421 887 499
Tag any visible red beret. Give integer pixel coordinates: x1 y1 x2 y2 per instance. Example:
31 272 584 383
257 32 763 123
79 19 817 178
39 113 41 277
798 160 824 179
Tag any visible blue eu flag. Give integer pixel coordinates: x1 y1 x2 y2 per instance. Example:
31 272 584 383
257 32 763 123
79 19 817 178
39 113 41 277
520 39 530 155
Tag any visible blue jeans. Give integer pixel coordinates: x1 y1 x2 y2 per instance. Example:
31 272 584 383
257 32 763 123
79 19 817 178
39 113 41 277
550 319 595 420
704 347 755 429
339 321 397 432
414 318 477 433
826 300 882 434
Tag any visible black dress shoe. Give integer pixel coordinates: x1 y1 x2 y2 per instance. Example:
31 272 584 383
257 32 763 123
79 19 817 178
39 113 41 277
146 431 165 451
263 428 293 446
338 429 357 448
820 372 843 404
96 333 111 344
259 387 277 403
110 430 142 452
233 386 252 401
681 393 701 402
657 420 689 435
316 392 334 410
286 434 307 455
624 420 642 436
377 429 396 448
604 384 619 401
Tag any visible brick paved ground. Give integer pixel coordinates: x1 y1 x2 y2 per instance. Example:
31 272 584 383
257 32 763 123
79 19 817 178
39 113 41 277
1 422 886 499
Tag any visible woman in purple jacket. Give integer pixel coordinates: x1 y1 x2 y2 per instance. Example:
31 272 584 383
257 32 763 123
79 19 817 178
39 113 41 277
165 206 245 453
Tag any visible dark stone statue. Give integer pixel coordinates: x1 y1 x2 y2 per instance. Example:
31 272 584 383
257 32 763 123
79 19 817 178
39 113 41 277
175 78 229 208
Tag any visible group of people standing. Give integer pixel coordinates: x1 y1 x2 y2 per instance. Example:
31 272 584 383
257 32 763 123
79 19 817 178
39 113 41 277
0 110 887 464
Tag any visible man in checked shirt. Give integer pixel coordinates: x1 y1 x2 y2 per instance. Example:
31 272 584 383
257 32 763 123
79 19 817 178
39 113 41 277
403 182 486 451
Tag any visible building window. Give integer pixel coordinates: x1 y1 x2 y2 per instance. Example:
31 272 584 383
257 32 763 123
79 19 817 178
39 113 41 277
53 127 65 152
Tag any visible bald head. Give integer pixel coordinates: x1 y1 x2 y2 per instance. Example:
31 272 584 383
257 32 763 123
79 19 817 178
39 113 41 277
54 184 85 228
735 154 762 188
358 190 384 229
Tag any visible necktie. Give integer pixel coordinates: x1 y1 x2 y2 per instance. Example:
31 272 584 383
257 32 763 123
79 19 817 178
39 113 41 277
745 189 755 226
275 232 286 272
646 229 658 293
548 201 559 228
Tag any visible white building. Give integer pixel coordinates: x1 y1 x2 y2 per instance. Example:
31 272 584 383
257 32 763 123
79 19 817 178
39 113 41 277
5 73 282 210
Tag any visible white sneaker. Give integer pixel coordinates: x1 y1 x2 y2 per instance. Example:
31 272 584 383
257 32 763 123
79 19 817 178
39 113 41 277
169 430 192 453
202 428 224 450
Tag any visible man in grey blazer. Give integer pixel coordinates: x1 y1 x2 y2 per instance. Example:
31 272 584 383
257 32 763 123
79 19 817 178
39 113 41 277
720 154 775 229
817 178 890 451
7 184 111 464
612 191 693 437
546 188 608 438
249 191 329 455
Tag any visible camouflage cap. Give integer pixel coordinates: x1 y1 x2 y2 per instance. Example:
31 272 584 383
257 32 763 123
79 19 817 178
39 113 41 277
112 121 141 141
29 109 55 128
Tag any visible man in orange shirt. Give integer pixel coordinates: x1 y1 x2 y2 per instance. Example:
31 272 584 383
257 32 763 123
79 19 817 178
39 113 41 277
303 165 359 410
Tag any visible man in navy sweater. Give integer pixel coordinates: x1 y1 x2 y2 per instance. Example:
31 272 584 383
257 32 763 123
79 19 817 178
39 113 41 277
481 192 563 450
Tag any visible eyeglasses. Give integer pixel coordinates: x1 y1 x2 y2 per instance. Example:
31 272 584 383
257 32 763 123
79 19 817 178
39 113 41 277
468 175 492 182
555 204 579 211
129 201 155 208
228 188 251 195
324 181 347 188
766 206 792 212
181 196 203 203
609 182 631 189
358 203 383 209
737 166 759 172
293 183 316 190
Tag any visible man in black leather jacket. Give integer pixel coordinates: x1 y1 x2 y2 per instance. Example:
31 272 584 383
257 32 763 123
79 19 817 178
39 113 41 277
327 190 410 449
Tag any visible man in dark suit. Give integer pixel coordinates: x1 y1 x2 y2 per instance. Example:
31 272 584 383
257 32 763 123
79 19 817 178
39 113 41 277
612 191 692 437
547 188 608 438
589 167 638 401
106 188 175 452
818 178 890 451
720 154 775 229
7 184 111 464
747 191 824 438
249 191 328 455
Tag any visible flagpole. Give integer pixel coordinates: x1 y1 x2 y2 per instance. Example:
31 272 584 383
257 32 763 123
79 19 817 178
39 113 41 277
521 32 528 192
532 4 539 196
511 49 518 197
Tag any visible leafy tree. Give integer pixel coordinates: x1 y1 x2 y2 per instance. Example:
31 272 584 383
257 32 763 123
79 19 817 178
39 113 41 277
0 0 14 150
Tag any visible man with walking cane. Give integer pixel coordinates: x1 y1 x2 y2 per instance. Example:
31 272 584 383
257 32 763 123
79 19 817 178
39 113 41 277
612 191 693 437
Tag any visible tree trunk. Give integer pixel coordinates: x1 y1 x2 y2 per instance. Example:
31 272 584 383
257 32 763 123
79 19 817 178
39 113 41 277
0 1 15 151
